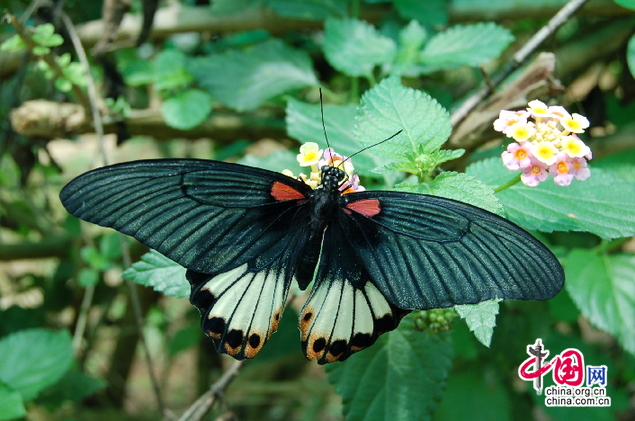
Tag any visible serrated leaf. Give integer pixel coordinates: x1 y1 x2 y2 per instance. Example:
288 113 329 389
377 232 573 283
189 39 318 111
394 0 448 26
323 18 396 77
396 172 504 215
466 157 635 239
565 250 635 355
286 98 380 175
419 23 514 73
161 89 212 130
121 250 189 298
326 329 452 421
0 329 73 401
268 0 348 20
355 77 451 162
0 381 26 420
393 20 427 76
627 34 635 79
455 299 501 347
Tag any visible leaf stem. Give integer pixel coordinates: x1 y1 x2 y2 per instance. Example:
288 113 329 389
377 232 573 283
493 173 521 193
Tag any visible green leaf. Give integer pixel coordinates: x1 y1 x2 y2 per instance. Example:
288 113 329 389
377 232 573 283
419 23 514 73
615 0 635 10
392 20 427 76
466 157 635 239
0 329 73 401
32 24 64 47
393 0 448 26
154 49 194 91
355 77 452 161
434 370 512 421
121 250 189 298
326 329 453 421
161 89 213 130
0 35 26 52
268 0 348 20
80 246 111 271
285 98 380 175
238 149 300 173
564 250 635 355
396 172 504 216
99 232 122 261
122 60 155 86
77 268 99 288
0 381 26 420
323 18 396 77
168 325 200 357
37 370 105 405
189 39 318 111
627 34 635 79
210 0 257 14
454 299 501 347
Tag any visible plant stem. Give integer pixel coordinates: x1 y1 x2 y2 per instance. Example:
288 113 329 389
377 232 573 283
494 174 522 192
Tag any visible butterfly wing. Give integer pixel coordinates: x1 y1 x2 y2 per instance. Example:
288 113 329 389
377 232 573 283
337 191 564 310
299 222 408 364
60 159 313 359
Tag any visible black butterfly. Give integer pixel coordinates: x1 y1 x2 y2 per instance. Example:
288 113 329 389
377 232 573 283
60 158 564 364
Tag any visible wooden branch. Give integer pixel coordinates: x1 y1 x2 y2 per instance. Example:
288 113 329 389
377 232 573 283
10 99 286 141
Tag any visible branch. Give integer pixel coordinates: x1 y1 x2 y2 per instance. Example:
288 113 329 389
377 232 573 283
61 13 109 164
178 360 244 421
10 100 286 141
450 0 590 129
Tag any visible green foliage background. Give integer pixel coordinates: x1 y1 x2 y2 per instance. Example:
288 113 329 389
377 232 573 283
1 0 634 420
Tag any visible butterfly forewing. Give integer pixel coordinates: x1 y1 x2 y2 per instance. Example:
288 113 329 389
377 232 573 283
339 191 564 310
60 159 314 360
60 159 312 274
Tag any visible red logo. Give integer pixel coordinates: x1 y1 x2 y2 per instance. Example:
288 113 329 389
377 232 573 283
518 339 584 394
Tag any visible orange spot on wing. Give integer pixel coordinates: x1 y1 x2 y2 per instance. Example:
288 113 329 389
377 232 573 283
271 181 306 201
346 199 381 217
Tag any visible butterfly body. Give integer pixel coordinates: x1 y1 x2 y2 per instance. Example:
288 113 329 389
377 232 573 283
60 158 564 364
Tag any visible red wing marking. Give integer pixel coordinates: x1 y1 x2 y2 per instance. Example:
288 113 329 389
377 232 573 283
345 199 381 217
271 181 306 202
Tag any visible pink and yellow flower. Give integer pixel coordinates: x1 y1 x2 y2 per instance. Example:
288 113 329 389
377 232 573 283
494 100 593 187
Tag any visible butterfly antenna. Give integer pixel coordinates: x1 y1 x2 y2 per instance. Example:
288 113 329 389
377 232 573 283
319 89 332 150
344 129 404 164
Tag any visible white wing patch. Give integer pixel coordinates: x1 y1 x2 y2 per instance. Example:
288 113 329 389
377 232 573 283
189 263 289 359
299 278 402 364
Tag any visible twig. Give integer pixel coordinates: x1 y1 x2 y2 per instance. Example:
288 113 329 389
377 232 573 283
61 13 110 165
178 360 244 421
4 13 91 112
450 0 590 128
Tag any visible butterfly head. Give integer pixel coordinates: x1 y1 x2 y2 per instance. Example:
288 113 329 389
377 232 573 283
289 143 366 193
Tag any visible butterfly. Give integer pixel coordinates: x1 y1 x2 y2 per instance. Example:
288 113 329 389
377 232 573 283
59 148 564 364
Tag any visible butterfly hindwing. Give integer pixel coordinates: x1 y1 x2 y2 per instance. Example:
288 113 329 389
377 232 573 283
338 191 564 310
187 261 292 359
299 225 406 364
